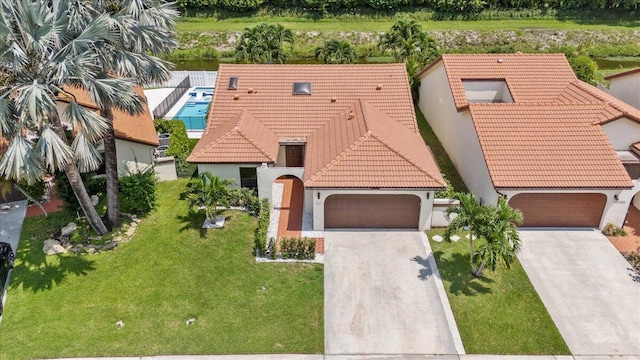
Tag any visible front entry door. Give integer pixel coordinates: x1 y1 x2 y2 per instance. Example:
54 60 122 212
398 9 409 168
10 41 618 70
286 145 305 167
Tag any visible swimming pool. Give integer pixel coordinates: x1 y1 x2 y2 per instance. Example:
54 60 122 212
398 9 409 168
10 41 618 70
174 101 210 130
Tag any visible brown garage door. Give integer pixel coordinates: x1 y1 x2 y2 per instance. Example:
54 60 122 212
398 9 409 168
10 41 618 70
324 194 420 229
509 193 606 227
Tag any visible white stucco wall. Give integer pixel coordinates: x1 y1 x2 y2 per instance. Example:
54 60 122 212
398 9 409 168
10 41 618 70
417 63 499 206
312 189 435 231
431 198 459 228
154 156 178 181
115 139 154 174
602 117 640 150
608 74 640 110
256 165 305 202
462 80 513 103
601 180 640 228
499 188 623 229
196 163 260 189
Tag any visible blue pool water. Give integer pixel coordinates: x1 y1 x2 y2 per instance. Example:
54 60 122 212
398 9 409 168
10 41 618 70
173 87 214 131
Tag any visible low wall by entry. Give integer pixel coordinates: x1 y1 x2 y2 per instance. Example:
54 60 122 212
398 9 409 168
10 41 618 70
154 156 178 181
431 198 459 228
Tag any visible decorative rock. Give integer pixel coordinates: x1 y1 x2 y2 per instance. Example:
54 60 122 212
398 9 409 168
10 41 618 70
116 320 124 329
465 234 477 240
102 242 117 251
431 235 443 242
91 195 99 206
125 227 136 238
113 236 123 243
85 246 96 255
69 246 83 254
450 235 460 242
1 205 10 211
60 222 78 237
202 216 225 229
43 239 67 255
186 318 195 325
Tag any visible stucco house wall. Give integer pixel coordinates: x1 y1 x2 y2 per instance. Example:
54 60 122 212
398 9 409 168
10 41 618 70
608 74 640 110
312 189 435 231
115 138 154 174
417 62 499 205
601 117 640 150
196 163 261 189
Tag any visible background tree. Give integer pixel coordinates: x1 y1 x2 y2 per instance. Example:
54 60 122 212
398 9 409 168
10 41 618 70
568 55 598 85
70 0 178 228
235 23 294 64
182 172 235 223
378 18 439 64
0 0 130 235
315 39 356 64
444 192 491 275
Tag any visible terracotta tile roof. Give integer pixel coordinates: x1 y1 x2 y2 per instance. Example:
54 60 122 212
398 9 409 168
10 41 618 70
305 100 444 188
191 64 445 189
421 53 636 189
59 86 159 146
469 103 632 189
604 67 640 80
188 110 279 163
419 53 577 110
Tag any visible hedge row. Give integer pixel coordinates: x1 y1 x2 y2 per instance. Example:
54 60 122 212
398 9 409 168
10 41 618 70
176 0 639 13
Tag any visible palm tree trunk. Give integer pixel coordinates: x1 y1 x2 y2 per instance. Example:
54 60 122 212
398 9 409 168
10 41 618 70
52 116 108 235
101 108 121 228
474 261 486 278
14 183 47 218
469 229 476 274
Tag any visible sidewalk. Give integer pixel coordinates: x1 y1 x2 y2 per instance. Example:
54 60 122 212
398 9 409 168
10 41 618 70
50 355 640 360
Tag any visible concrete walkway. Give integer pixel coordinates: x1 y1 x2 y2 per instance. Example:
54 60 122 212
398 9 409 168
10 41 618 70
0 200 27 324
49 355 640 360
324 231 462 355
518 229 640 356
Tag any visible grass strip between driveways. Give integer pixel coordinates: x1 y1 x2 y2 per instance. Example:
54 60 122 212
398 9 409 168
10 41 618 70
0 179 323 359
428 229 570 354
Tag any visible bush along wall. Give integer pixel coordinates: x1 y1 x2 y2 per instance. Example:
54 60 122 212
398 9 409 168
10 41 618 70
279 237 316 260
254 198 270 256
154 119 198 178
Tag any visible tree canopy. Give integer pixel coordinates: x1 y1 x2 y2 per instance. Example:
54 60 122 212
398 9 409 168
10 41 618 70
235 23 294 64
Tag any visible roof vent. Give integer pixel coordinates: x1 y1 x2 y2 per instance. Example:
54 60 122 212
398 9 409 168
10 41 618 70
347 111 355 120
497 58 504 63
376 84 382 90
330 97 337 103
233 94 240 100
248 88 255 94
293 82 311 95
228 77 238 90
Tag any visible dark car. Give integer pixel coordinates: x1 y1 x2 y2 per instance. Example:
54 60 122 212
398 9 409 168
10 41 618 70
0 242 15 316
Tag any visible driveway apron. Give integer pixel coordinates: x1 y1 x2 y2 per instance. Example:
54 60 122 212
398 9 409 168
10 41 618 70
324 231 457 355
518 229 640 355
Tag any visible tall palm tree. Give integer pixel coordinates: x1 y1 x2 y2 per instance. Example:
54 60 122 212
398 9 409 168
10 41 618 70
473 198 523 277
378 18 439 63
67 1 178 228
235 23 294 64
315 39 356 64
183 172 235 222
444 192 492 274
0 0 133 235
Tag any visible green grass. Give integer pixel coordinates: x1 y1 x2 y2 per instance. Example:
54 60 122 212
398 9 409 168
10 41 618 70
428 229 569 354
416 106 468 193
177 16 640 33
0 180 323 359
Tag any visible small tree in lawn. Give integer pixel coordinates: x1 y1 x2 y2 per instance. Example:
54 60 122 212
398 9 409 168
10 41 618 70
183 172 235 224
444 192 492 275
473 197 523 277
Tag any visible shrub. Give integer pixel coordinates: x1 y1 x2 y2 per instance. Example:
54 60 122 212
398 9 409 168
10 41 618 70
254 198 270 256
228 187 260 214
602 223 627 236
119 165 158 216
568 55 597 85
267 237 277 259
435 178 455 199
56 172 106 211
279 237 316 260
154 119 197 178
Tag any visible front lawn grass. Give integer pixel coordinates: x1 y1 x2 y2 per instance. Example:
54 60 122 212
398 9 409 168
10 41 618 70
0 180 323 359
416 106 468 193
428 229 569 354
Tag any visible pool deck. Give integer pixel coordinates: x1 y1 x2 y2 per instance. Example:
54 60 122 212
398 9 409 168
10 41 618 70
143 88 175 113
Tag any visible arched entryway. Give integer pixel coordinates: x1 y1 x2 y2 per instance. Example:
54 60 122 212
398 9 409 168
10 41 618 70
274 175 304 238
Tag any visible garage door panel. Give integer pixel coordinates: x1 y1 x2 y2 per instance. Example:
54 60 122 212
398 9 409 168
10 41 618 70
325 194 420 229
509 193 606 227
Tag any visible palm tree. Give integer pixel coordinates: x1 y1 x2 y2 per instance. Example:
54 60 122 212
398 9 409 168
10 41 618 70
315 39 356 64
183 172 235 223
473 198 523 277
235 23 294 64
67 1 178 228
444 192 492 274
378 18 439 64
0 1 131 235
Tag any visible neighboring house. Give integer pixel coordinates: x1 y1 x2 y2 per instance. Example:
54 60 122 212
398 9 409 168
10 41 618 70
57 87 164 176
417 53 640 228
604 67 640 110
188 64 445 231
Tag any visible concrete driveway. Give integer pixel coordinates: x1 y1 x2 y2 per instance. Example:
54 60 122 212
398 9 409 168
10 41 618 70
518 229 640 355
324 231 460 355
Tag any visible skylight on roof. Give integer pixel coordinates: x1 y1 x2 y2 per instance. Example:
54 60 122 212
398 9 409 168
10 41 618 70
462 80 513 104
228 77 238 90
293 82 311 95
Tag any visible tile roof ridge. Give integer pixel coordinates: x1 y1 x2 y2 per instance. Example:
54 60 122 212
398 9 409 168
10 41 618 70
189 111 244 160
572 80 640 122
235 111 277 162
306 132 372 186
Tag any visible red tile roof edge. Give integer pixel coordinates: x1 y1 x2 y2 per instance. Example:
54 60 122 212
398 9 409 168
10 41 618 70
604 67 640 80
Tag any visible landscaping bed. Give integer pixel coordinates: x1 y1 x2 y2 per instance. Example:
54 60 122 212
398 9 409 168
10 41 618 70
428 228 569 354
0 179 323 359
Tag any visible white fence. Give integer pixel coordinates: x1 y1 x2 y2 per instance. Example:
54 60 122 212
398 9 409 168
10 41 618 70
149 71 218 88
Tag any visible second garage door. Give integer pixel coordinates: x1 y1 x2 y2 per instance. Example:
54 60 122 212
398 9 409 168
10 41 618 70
509 193 606 227
324 194 420 229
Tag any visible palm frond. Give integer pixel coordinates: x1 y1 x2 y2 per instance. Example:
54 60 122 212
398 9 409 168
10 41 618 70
35 125 74 172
